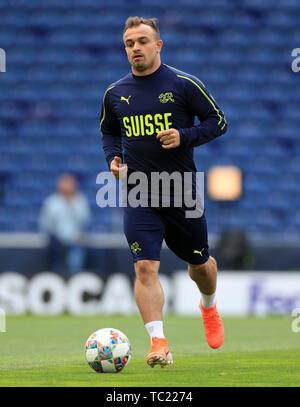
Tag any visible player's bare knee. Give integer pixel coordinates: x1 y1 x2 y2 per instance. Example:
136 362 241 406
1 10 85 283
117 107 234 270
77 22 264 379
135 260 158 285
209 256 217 268
188 261 210 280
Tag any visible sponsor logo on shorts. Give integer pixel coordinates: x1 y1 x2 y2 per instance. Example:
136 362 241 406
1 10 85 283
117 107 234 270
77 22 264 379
130 242 141 255
193 248 205 256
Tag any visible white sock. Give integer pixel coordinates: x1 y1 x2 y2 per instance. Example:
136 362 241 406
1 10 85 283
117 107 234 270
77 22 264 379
145 320 165 340
201 292 216 309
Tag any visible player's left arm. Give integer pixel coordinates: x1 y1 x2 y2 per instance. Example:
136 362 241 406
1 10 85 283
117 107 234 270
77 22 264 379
157 77 227 149
100 86 123 169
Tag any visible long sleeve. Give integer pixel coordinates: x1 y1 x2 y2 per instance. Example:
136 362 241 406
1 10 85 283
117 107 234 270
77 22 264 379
178 75 228 147
100 86 122 169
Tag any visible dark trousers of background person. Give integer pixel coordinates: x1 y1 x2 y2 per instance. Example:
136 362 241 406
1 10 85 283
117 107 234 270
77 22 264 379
46 234 86 273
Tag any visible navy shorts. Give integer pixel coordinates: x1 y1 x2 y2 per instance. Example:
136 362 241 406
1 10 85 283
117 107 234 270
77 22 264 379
123 205 209 265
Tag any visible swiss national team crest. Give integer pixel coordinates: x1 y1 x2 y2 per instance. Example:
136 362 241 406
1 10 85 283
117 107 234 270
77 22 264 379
158 92 175 103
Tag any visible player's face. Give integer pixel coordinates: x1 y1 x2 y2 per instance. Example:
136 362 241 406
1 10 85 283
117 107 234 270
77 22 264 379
123 24 163 75
57 175 77 198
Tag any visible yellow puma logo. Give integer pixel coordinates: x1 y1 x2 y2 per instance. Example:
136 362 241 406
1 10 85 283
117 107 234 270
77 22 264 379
121 95 131 105
193 248 205 256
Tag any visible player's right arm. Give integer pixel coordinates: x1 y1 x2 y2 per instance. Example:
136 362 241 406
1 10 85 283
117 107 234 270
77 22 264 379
110 156 128 180
100 86 127 178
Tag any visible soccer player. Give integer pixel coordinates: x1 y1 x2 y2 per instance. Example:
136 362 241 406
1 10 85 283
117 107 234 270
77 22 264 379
100 16 227 368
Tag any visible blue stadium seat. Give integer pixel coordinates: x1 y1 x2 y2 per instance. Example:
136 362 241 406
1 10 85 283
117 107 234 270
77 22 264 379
0 1 299 236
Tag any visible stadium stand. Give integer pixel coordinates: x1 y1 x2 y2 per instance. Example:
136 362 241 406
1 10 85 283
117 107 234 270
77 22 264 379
0 0 299 240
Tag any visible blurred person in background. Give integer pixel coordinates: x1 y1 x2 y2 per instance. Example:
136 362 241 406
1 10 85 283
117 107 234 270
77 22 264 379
39 173 91 274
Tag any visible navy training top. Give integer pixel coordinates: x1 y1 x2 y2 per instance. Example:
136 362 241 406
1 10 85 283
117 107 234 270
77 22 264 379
100 63 227 176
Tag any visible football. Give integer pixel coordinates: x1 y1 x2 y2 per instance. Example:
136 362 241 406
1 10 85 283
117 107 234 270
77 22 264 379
85 328 131 373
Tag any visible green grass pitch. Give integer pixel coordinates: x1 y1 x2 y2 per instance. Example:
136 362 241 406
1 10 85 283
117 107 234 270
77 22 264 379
0 314 299 387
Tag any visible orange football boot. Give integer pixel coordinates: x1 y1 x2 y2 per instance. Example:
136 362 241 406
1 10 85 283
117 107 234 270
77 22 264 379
200 300 224 349
146 337 173 368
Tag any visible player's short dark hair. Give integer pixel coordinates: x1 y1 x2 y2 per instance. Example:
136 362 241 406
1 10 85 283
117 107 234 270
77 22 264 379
123 16 160 40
